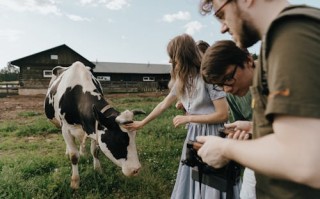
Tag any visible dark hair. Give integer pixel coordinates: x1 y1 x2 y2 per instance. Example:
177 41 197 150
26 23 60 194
201 40 250 84
196 40 210 54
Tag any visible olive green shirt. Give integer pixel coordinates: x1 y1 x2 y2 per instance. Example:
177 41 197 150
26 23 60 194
251 5 320 199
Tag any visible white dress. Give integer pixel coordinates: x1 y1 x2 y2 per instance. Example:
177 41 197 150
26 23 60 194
170 76 241 199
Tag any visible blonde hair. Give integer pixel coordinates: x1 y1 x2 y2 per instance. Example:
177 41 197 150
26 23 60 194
167 34 202 98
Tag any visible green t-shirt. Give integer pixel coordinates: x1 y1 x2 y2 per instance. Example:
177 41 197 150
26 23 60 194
252 5 320 198
226 91 252 122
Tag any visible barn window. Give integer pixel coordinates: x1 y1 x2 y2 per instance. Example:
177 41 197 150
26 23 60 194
97 76 110 81
43 70 53 78
143 77 155 81
50 55 58 60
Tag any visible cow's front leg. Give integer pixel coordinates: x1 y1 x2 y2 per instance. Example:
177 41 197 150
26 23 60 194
79 133 87 156
91 139 102 172
62 125 80 189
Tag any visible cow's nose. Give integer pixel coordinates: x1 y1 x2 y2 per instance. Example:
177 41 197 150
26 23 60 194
132 167 140 176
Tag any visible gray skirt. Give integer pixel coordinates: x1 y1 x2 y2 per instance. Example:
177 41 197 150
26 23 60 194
171 123 241 199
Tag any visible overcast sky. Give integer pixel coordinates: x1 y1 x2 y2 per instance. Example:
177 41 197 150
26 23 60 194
0 0 318 69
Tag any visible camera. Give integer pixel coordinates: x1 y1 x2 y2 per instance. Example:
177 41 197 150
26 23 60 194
182 140 241 192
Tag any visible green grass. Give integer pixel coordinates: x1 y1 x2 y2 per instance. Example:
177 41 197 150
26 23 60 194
0 94 187 199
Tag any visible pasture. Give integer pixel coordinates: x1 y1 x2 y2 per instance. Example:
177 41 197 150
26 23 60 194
0 93 186 199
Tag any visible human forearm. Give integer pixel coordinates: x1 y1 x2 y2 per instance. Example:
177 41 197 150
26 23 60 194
188 97 228 124
142 94 177 126
188 111 228 124
141 102 166 126
222 117 320 188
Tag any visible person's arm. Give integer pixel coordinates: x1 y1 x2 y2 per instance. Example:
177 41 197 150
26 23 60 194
172 97 228 127
125 94 177 131
197 115 320 188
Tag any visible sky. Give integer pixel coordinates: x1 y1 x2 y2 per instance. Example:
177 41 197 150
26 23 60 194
0 0 319 70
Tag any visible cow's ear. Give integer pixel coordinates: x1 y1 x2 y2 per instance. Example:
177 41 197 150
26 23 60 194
93 105 108 126
131 109 146 115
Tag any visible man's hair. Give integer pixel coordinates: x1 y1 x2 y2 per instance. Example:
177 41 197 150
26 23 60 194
201 40 250 84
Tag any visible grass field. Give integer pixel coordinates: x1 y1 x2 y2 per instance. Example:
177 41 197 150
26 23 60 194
0 94 187 199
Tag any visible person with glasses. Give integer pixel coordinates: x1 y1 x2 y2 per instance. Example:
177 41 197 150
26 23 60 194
125 34 240 199
196 0 320 198
201 40 256 199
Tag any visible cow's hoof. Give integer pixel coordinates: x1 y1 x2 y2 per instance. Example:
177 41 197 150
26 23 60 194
71 176 80 189
94 162 102 173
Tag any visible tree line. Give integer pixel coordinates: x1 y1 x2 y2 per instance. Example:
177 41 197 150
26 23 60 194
0 65 19 82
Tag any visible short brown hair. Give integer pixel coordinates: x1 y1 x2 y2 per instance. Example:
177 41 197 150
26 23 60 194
201 40 249 84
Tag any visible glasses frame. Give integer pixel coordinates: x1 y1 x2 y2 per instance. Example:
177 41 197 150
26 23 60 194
216 65 238 87
214 0 232 18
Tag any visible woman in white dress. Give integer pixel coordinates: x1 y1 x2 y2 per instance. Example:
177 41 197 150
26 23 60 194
125 33 241 199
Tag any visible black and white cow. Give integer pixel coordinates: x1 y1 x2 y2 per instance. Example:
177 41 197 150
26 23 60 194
44 61 143 189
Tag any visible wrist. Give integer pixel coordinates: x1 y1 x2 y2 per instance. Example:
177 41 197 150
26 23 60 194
222 138 232 161
188 115 192 123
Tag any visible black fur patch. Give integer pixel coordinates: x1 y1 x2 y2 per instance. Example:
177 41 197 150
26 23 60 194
59 85 106 134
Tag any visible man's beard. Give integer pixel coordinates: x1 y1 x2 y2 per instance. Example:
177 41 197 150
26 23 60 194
239 19 260 48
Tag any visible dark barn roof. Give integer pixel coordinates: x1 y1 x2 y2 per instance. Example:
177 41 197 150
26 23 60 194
93 62 171 74
10 44 95 68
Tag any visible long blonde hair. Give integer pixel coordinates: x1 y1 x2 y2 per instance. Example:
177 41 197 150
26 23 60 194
167 34 202 98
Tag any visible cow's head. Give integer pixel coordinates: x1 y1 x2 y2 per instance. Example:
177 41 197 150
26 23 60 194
93 106 145 176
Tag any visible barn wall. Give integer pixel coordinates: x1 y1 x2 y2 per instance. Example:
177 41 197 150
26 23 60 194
19 66 51 88
94 73 170 82
100 81 159 93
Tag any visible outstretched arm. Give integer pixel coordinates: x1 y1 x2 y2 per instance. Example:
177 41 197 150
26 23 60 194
125 94 177 131
197 115 320 188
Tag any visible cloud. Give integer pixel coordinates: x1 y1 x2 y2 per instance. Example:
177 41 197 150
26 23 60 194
162 11 190 23
184 21 204 35
80 0 95 5
0 0 62 15
104 0 130 10
66 14 91 22
79 0 99 6
79 0 130 10
0 29 23 42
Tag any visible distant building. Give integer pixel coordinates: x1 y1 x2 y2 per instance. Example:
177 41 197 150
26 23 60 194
94 62 170 93
9 44 171 95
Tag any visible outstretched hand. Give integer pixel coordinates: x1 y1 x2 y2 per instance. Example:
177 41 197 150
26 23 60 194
124 121 144 131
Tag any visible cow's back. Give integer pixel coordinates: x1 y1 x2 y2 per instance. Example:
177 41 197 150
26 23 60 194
45 61 106 134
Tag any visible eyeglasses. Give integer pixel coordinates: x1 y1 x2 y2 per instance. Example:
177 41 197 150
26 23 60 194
214 0 232 19
215 65 238 87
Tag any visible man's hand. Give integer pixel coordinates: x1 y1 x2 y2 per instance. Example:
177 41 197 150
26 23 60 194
196 135 229 168
224 121 252 140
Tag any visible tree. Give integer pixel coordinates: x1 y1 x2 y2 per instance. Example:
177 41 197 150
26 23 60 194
0 63 19 82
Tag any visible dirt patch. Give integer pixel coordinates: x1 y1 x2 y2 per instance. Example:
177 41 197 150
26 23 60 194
0 92 167 122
